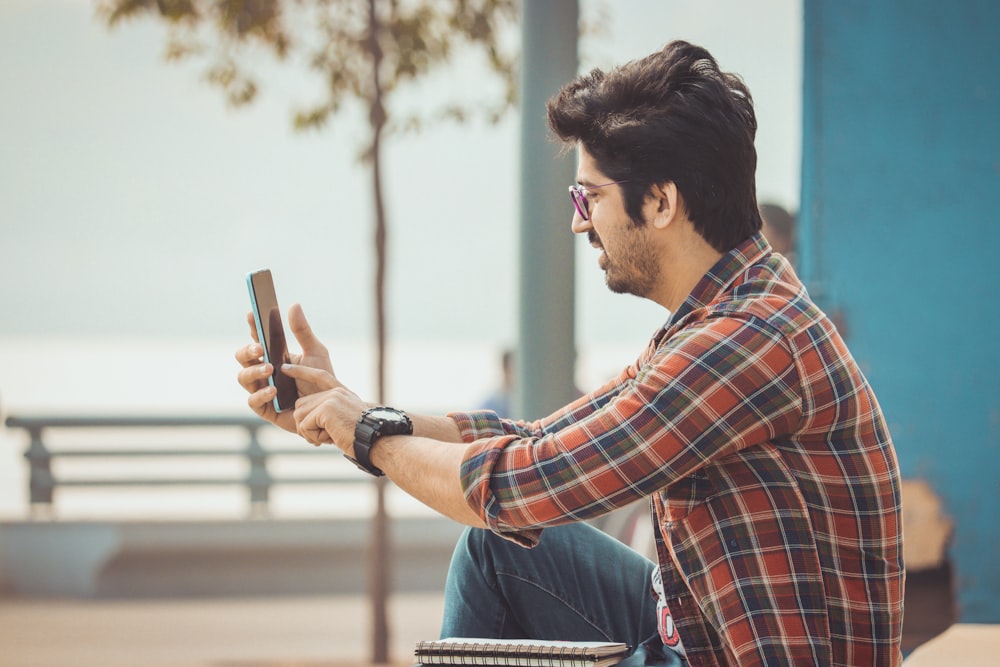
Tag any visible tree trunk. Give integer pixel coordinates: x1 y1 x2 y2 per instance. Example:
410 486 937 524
367 0 391 663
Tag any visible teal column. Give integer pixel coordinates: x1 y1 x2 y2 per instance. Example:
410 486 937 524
515 0 579 419
802 0 1000 621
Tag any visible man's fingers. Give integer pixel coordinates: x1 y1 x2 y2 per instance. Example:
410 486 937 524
294 404 324 446
237 362 272 393
288 303 328 355
282 363 336 390
245 311 261 344
247 385 276 416
235 342 266 368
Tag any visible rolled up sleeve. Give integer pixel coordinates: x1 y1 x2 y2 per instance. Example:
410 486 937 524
461 435 544 547
448 409 517 441
453 316 800 549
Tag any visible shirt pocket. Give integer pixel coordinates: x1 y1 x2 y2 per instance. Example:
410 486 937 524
655 471 716 523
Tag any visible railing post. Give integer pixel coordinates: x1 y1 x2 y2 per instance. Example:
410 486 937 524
245 424 271 517
22 425 54 517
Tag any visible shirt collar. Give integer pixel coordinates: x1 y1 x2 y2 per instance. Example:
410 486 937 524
665 232 772 330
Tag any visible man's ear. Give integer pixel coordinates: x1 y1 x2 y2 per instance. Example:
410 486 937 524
649 182 682 230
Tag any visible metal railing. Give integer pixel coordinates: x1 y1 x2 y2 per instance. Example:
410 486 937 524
4 414 367 517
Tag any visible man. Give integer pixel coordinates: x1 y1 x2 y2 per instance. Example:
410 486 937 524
479 349 514 418
236 41 904 666
758 202 796 266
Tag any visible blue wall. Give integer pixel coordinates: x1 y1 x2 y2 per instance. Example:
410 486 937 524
801 1 1000 621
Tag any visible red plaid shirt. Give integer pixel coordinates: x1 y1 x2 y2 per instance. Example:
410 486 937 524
453 234 904 666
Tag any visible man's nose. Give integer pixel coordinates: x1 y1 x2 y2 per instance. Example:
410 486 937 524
571 209 591 235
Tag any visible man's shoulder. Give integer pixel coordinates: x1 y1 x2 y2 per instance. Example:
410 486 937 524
709 260 823 336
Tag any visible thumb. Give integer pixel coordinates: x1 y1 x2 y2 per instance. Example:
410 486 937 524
288 303 327 355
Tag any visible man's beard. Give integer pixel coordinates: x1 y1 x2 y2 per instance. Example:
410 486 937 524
589 230 658 298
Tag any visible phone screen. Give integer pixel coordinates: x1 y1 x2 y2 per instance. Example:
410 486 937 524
246 269 298 412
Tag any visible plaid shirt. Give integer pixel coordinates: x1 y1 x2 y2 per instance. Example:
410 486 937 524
452 233 904 666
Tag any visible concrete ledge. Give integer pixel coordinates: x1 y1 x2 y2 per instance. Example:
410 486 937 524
0 517 464 598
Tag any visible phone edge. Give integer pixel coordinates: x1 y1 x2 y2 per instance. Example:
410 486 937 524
245 269 288 413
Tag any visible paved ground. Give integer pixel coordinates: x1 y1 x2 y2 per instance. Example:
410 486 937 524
0 593 444 667
3 591 999 666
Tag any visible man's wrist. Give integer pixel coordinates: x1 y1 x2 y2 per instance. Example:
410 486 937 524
349 406 413 476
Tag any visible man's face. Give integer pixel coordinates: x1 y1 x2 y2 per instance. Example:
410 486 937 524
573 146 659 298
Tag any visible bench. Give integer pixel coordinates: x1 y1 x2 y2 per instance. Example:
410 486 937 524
4 414 367 517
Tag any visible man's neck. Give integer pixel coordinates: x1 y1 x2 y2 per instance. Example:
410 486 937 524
653 224 724 313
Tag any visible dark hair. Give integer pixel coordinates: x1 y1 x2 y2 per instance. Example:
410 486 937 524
546 41 762 252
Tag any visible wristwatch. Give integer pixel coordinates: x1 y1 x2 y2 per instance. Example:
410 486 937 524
349 406 413 476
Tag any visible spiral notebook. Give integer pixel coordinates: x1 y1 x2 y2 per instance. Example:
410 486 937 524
414 637 629 667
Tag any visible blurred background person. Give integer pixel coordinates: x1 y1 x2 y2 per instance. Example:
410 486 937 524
480 349 515 418
759 201 796 266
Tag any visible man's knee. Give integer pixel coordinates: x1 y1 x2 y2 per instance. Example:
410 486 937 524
449 526 538 584
449 526 488 575
452 526 505 569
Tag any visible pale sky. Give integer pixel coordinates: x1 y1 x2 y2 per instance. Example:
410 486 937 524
0 0 802 345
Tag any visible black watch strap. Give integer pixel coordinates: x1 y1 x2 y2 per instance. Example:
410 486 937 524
350 419 384 476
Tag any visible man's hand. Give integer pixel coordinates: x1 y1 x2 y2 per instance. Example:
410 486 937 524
285 367 369 452
235 303 341 433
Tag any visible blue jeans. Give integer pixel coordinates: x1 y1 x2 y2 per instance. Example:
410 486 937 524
441 522 660 650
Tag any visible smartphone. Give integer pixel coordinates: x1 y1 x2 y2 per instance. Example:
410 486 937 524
246 269 299 412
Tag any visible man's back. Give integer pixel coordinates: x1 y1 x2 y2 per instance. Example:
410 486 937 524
648 237 903 665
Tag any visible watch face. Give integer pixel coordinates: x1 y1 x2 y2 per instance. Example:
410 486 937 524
367 407 402 421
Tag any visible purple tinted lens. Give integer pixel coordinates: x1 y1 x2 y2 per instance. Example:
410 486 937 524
570 189 589 219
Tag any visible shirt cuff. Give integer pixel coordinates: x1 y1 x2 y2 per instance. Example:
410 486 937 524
448 409 516 441
459 434 543 548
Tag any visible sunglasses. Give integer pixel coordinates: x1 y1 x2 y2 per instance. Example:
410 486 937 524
568 181 629 221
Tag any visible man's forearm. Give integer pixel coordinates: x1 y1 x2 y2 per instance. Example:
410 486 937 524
411 414 464 443
371 433 485 528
